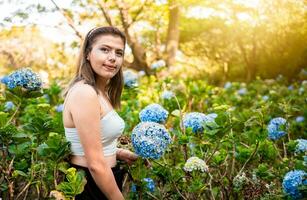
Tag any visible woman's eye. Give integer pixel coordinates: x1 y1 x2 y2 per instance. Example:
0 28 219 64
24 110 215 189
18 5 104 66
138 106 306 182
100 48 109 53
116 52 123 57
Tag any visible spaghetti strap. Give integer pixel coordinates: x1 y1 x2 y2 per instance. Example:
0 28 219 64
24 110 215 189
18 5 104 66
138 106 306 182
98 95 113 112
63 84 80 113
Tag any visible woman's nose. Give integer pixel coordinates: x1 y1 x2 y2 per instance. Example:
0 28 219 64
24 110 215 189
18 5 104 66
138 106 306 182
107 51 116 62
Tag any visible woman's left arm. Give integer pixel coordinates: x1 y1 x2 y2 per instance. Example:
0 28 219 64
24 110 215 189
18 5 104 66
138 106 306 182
116 148 138 165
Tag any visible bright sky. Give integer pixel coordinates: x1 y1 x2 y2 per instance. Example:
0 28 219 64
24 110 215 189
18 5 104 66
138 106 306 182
0 0 84 43
1 0 262 43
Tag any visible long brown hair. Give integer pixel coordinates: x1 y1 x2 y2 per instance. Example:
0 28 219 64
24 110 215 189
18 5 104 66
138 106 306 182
64 26 126 109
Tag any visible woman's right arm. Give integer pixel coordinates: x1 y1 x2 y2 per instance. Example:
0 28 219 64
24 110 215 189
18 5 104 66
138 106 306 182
69 85 124 200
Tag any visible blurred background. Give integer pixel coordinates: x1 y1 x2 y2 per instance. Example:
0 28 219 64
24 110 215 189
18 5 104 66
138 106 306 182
0 0 306 85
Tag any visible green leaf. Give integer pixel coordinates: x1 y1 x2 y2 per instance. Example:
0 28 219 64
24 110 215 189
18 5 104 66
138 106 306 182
171 109 181 117
13 170 28 177
0 112 9 127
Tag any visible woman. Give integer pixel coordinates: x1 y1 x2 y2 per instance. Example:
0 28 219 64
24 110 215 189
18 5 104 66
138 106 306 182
62 26 138 200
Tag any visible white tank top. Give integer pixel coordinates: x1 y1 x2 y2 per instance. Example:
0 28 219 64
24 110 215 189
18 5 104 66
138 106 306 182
63 87 125 156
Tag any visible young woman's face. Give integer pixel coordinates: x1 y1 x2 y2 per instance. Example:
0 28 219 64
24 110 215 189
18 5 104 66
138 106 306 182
87 34 125 80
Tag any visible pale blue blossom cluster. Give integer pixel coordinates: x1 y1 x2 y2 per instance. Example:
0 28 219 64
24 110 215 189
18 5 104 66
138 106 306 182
55 104 64 112
4 101 15 111
295 116 305 123
123 70 138 88
298 87 304 95
131 184 137 192
282 170 307 199
131 122 172 159
143 178 155 192
262 95 269 101
161 90 174 100
237 88 247 95
139 103 168 123
224 82 232 89
183 112 217 133
295 139 307 153
288 85 294 91
183 156 209 172
1 68 42 90
267 117 287 140
150 60 166 70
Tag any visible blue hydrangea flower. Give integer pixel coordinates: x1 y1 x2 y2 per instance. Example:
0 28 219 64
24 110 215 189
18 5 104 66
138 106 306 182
123 70 138 88
282 170 307 199
161 90 174 100
262 95 269 101
237 88 247 95
143 178 155 192
4 101 15 111
138 70 145 77
224 82 232 89
183 112 218 133
288 85 294 91
295 139 307 153
139 103 168 124
1 76 9 85
131 122 172 159
1 68 42 90
43 94 50 103
150 60 166 70
131 183 137 192
55 104 64 112
267 117 288 140
296 116 305 123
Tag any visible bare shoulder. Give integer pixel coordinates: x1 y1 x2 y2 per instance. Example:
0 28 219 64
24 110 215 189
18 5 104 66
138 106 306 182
70 82 97 98
67 82 99 106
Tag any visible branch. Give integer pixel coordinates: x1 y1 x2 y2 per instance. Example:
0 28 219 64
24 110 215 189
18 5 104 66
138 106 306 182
115 0 131 29
238 140 259 174
49 0 83 40
128 0 150 28
95 0 114 26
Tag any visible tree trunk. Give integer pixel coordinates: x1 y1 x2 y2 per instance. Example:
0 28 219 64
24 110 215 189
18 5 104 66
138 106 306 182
165 0 180 67
237 38 257 82
115 0 150 74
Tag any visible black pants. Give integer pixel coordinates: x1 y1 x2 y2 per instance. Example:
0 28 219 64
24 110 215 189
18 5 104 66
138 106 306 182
70 163 126 200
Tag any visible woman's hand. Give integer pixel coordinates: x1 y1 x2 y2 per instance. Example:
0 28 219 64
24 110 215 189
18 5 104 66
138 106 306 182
116 149 138 165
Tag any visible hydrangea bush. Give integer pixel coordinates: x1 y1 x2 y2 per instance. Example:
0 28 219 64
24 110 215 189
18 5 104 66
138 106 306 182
1 69 306 200
183 112 217 133
267 117 288 140
282 170 307 199
123 69 138 88
295 139 307 153
131 121 172 159
139 103 169 124
1 68 42 90
183 157 209 173
143 178 155 192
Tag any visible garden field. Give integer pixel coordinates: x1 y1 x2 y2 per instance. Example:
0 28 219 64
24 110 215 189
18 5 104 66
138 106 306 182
0 68 306 200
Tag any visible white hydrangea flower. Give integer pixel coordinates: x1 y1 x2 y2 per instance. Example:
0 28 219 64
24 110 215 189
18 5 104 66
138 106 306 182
183 157 209 173
233 172 248 189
